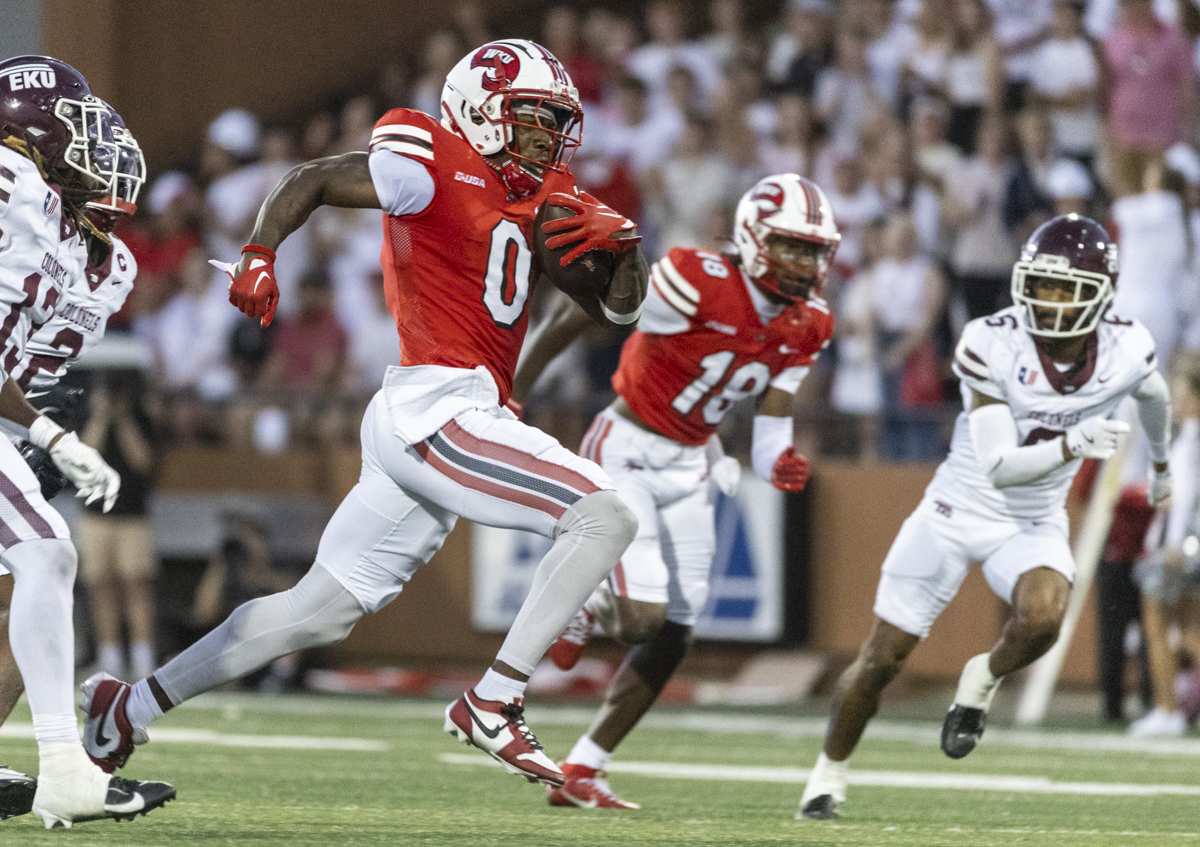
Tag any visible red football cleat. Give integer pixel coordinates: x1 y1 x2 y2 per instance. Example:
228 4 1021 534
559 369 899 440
548 608 595 671
444 689 563 787
80 673 147 773
548 763 640 809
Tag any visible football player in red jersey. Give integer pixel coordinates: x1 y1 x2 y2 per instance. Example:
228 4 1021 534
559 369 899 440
508 174 840 809
81 40 648 792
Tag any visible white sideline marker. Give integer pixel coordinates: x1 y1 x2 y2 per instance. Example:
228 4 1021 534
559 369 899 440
439 753 1200 797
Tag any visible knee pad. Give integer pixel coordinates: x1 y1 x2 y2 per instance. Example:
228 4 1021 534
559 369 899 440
1 538 76 585
627 620 692 693
558 490 638 550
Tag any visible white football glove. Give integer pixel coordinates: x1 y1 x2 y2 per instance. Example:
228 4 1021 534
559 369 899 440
29 416 120 512
706 434 741 497
1148 465 1172 507
1064 417 1131 460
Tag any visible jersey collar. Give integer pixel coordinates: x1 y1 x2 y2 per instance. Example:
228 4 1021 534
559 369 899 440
1035 332 1098 395
738 268 786 326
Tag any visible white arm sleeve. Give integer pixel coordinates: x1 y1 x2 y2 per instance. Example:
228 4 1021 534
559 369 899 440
969 403 1067 488
1132 369 1172 464
751 415 793 481
367 150 435 217
637 273 692 335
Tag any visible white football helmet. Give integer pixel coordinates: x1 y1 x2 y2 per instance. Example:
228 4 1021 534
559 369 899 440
441 39 582 198
87 102 145 217
733 174 841 301
1011 214 1118 338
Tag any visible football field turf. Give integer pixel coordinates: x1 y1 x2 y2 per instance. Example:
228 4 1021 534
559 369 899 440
2 692 1197 846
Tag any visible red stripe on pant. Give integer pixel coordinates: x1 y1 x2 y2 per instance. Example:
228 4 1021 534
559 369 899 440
583 418 612 466
611 561 628 596
0 472 55 539
414 442 567 520
441 419 601 497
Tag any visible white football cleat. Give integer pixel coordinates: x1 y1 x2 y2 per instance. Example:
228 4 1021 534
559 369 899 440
548 607 595 671
797 752 847 820
1129 707 1187 737
31 742 175 828
444 689 563 786
80 672 148 772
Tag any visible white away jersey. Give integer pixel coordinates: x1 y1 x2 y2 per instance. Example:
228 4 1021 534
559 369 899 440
9 234 135 394
937 306 1158 520
0 147 85 381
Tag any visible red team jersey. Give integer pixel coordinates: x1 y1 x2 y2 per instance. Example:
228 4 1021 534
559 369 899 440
371 109 577 404
615 248 834 446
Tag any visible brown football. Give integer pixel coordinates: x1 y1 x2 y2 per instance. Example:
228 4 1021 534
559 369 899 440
534 200 617 302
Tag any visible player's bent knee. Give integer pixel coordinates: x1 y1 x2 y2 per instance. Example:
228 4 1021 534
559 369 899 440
614 602 668 644
628 620 692 691
12 538 77 585
564 490 638 548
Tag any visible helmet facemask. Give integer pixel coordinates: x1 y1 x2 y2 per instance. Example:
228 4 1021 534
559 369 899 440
1011 255 1114 338
87 124 145 216
51 96 119 202
755 233 837 302
474 91 581 197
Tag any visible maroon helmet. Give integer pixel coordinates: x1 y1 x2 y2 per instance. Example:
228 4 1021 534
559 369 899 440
1011 214 1118 338
0 55 118 198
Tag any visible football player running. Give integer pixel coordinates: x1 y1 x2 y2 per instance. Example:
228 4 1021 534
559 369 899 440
0 56 173 827
797 214 1173 821
508 174 839 810
81 40 647 792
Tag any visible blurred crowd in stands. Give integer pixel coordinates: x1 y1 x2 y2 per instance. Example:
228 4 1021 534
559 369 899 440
107 0 1200 462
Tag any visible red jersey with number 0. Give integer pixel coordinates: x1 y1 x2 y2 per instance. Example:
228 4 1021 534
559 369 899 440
370 109 577 403
613 248 834 446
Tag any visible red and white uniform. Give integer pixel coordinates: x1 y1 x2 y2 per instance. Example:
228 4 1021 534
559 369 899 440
874 307 1159 637
0 146 87 550
313 108 613 615
580 248 832 623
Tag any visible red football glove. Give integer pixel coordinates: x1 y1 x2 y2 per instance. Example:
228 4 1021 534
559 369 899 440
770 447 810 492
221 246 280 327
541 192 642 267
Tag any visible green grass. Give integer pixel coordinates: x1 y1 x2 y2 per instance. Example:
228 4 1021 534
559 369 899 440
2 692 1198 846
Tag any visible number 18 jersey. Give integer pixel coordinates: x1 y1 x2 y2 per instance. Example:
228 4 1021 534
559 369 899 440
613 247 834 447
940 306 1158 520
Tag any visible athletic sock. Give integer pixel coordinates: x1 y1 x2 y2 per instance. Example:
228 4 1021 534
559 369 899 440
473 668 527 703
800 752 849 805
564 735 611 771
32 714 81 746
124 679 164 731
954 653 1002 710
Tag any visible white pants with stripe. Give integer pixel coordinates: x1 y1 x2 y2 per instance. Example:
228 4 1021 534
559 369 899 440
317 392 614 613
580 409 715 626
0 435 71 576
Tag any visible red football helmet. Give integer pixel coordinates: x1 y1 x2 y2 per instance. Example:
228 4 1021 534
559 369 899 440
1011 214 1118 338
0 55 118 200
441 40 582 198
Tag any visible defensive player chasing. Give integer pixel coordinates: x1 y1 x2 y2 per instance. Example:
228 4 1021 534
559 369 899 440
0 55 173 827
81 40 647 791
0 102 146 823
510 174 839 809
798 214 1173 820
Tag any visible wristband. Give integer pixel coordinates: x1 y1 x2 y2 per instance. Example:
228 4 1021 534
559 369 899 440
29 415 65 450
601 301 643 326
241 243 277 262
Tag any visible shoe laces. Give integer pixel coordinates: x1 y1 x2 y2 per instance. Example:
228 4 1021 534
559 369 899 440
498 702 545 752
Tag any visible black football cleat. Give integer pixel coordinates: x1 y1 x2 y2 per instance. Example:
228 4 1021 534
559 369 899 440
0 765 36 819
99 776 176 822
941 704 986 759
798 794 839 820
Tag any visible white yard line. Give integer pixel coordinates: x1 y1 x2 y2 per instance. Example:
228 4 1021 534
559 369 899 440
163 693 1200 757
0 722 385 751
439 752 1200 797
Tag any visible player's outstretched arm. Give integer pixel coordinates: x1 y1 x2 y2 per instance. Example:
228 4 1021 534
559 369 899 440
969 390 1129 488
510 289 592 405
1133 369 1172 505
224 153 382 326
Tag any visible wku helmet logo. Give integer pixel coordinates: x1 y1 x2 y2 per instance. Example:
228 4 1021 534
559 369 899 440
471 45 521 92
751 182 785 222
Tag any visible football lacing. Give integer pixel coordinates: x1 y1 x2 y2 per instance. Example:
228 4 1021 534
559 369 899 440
498 702 545 752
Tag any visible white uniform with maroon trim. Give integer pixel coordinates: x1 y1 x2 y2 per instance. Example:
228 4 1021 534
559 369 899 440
0 147 85 552
579 248 829 625
311 114 614 614
873 306 1158 637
